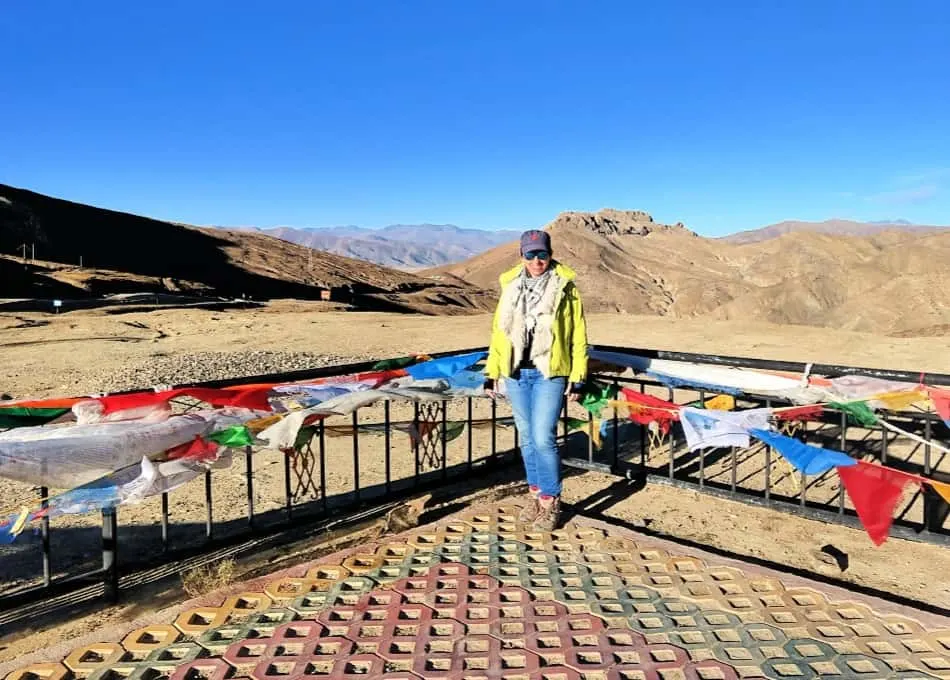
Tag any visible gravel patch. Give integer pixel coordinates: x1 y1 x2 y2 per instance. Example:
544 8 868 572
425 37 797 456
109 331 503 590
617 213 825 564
91 350 369 393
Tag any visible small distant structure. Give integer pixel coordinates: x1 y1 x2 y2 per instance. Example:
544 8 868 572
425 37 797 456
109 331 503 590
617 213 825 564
319 289 331 302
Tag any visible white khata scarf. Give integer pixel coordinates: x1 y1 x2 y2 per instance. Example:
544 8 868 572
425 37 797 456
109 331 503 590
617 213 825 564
499 266 561 376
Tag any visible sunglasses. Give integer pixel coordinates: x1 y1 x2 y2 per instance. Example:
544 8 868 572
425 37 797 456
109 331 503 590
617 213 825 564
523 250 550 261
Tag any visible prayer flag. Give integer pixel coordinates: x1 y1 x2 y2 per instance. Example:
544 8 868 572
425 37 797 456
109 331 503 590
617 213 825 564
679 407 771 451
206 425 254 447
749 428 855 475
928 387 950 429
167 436 220 462
828 401 879 427
0 406 69 428
372 355 422 371
837 461 918 545
405 351 487 380
930 480 950 505
580 382 619 417
774 405 824 422
618 388 679 434
869 390 928 411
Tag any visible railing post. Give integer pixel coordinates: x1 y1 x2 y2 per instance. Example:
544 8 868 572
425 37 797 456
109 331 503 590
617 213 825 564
491 398 497 459
40 486 50 587
838 411 847 515
319 420 328 514
611 378 619 474
413 402 421 483
466 397 474 470
204 469 213 539
384 401 392 494
352 409 361 502
284 449 293 520
101 506 119 603
245 444 254 528
161 493 169 551
441 400 448 480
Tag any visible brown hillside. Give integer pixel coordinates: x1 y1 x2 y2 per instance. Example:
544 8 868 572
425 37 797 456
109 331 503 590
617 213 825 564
425 209 950 334
0 184 493 315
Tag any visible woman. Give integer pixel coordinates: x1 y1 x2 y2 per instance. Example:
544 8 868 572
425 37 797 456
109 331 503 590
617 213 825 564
483 229 588 530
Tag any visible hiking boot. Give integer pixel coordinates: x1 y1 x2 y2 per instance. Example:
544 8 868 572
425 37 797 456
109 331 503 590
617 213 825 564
518 493 541 524
533 496 561 531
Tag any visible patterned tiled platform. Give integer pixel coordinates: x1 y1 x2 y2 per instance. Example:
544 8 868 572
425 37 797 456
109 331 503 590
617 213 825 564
6 503 950 680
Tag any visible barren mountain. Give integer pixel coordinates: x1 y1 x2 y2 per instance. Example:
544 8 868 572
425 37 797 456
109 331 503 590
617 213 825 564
239 224 519 270
427 209 950 335
0 184 493 315
723 218 949 244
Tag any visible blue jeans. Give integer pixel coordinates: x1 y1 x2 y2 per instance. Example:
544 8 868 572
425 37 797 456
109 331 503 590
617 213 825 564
504 368 566 497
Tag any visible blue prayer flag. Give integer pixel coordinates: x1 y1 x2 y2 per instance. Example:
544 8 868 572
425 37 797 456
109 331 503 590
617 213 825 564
749 428 856 475
405 351 487 380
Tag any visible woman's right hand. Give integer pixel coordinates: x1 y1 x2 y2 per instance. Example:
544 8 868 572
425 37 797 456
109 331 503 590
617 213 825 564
482 378 496 398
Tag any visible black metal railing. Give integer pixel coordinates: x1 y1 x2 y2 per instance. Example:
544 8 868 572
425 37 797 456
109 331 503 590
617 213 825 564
2 344 949 618
0 347 517 616
565 345 950 546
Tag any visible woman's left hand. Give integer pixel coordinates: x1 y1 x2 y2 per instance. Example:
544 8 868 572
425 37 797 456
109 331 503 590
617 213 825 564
565 382 583 402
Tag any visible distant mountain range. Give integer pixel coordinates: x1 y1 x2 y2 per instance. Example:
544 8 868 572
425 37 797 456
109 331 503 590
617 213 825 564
5 180 949 333
721 218 948 244
237 224 520 270
239 218 949 268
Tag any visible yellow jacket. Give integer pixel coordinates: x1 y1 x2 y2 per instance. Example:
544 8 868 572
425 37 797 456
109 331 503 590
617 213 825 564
485 262 588 383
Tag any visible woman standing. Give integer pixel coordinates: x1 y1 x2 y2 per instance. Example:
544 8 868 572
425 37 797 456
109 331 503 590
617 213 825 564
483 229 588 530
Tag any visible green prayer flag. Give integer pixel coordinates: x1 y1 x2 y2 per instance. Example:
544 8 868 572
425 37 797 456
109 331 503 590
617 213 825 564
441 421 466 443
829 401 879 427
0 407 69 428
372 356 419 370
580 382 619 417
207 425 254 447
294 424 319 450
565 417 589 432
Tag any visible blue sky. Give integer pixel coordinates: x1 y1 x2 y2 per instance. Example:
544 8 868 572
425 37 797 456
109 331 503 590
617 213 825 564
1 1 948 236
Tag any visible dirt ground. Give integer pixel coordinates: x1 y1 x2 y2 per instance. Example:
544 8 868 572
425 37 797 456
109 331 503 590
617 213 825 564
1 302 949 653
3 301 950 398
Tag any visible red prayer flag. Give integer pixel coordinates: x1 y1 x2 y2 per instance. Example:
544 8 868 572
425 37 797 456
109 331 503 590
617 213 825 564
96 385 275 414
837 461 920 546
167 436 220 462
620 387 680 434
774 405 824 422
928 387 950 422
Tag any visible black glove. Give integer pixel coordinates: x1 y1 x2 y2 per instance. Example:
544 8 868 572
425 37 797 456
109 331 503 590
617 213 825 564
483 378 495 391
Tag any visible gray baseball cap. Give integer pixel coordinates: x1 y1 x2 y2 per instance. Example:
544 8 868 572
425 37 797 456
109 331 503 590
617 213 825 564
519 229 551 256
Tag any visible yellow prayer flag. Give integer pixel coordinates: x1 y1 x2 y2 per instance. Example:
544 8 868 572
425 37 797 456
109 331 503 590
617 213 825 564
9 507 30 537
245 415 284 433
870 390 928 411
704 395 736 411
589 419 602 449
607 400 631 418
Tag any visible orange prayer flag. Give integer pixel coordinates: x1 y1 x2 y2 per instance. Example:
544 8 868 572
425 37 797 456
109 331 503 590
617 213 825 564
930 480 950 505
